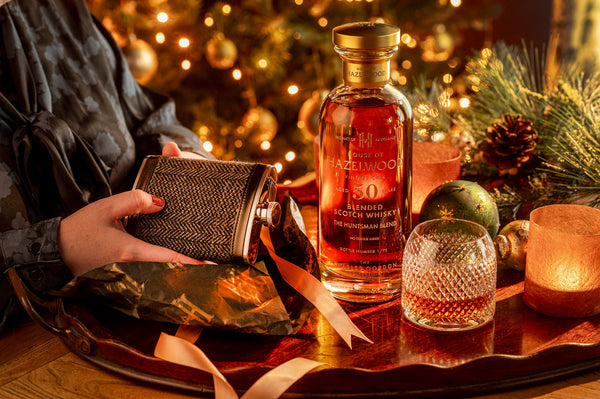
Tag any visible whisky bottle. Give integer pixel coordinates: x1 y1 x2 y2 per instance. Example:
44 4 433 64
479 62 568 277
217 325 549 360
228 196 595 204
318 22 413 303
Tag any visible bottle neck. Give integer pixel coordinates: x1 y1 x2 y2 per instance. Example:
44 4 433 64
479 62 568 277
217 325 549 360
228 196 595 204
336 46 397 88
342 59 390 88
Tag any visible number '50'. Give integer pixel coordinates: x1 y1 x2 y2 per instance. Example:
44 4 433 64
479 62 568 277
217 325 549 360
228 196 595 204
352 183 378 200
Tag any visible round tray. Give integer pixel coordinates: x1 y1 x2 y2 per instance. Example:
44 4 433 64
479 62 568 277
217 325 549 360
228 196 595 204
49 264 600 398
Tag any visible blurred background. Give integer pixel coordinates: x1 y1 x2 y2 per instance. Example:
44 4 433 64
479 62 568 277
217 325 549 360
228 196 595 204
85 0 556 183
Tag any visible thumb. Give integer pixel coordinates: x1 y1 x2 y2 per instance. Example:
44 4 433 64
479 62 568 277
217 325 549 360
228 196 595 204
162 142 182 157
109 189 165 220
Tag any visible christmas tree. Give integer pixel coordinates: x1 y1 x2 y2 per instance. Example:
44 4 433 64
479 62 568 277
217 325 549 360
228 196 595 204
86 0 500 182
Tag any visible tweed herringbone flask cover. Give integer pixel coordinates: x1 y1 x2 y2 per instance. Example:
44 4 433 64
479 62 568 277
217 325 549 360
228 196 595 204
126 156 280 264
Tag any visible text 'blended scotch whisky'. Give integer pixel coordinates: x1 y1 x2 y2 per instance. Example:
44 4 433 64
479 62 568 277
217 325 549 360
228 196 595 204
318 22 413 303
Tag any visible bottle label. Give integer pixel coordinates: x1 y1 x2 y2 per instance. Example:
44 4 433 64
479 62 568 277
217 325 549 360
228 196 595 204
343 61 389 86
318 100 409 273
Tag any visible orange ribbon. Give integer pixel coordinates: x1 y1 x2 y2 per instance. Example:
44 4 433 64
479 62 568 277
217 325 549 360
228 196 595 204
259 226 372 348
155 327 326 399
154 228 372 398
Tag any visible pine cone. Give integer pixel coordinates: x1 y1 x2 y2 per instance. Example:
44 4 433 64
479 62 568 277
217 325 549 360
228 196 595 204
480 114 539 173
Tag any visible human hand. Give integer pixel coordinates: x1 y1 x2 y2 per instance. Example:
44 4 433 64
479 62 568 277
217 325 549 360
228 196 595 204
162 141 205 159
58 189 206 277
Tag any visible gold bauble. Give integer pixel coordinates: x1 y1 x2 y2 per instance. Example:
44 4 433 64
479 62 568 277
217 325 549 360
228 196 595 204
239 106 278 144
494 220 529 272
205 34 238 69
298 90 328 141
421 24 455 63
122 38 159 85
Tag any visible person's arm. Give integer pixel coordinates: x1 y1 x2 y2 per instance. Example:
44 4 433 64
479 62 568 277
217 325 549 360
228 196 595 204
0 145 208 333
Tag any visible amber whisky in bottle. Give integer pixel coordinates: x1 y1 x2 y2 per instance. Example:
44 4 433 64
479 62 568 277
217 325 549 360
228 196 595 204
318 22 413 303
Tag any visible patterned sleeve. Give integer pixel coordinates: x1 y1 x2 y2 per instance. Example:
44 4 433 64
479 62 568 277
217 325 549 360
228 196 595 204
0 217 71 291
0 217 72 332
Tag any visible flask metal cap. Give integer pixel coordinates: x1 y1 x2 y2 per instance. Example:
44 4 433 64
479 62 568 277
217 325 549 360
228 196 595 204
333 22 400 49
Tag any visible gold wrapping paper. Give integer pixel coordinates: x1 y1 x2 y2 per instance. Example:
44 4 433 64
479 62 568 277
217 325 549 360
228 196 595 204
56 194 319 335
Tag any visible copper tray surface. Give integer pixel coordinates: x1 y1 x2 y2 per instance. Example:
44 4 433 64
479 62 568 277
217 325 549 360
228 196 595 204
19 262 596 398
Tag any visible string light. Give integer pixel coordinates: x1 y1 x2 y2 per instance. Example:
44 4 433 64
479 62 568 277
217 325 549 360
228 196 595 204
439 89 453 108
442 73 453 84
155 32 165 44
285 151 296 161
179 38 190 48
203 141 214 152
204 15 214 27
295 0 303 4
234 139 243 148
450 0 461 6
481 47 493 59
260 140 271 150
401 60 412 69
196 125 210 138
181 60 191 70
232 69 242 80
257 59 268 68
287 85 299 95
459 97 471 108
222 4 232 14
318 17 328 27
274 163 283 173
401 33 418 49
157 12 168 23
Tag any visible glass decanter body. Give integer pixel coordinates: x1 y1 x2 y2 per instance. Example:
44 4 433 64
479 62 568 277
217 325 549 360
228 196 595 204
318 22 413 303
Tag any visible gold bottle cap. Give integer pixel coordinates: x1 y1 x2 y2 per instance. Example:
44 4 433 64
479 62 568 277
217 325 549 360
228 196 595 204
333 22 400 49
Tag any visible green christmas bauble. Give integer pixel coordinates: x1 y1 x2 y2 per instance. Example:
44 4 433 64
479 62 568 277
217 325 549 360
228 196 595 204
419 180 500 238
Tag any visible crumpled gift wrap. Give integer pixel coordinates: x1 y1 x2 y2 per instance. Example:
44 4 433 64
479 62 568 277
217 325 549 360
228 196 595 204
56 193 319 335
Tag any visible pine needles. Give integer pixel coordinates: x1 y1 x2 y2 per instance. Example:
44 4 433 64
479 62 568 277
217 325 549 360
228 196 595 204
454 42 600 208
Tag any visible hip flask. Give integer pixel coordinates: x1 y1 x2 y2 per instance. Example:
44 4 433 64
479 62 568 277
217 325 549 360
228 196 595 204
125 155 280 264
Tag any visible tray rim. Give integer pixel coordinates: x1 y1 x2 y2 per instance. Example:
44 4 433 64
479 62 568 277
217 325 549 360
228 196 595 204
54 297 600 398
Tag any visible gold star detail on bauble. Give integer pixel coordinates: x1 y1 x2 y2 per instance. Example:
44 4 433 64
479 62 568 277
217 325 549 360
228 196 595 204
438 206 454 218
475 201 485 214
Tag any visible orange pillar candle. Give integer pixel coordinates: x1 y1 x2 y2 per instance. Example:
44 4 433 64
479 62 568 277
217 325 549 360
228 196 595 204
412 141 461 219
523 204 600 317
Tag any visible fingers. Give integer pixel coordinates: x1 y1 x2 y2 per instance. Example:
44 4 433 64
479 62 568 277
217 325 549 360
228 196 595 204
162 141 182 157
162 141 205 159
106 189 165 220
124 239 213 266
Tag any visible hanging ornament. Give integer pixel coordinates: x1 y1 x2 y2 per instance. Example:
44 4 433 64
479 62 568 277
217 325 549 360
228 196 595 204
421 24 455 62
480 114 540 175
205 33 238 69
122 38 159 85
494 220 529 271
239 106 278 144
433 24 455 53
297 90 328 141
419 180 500 238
